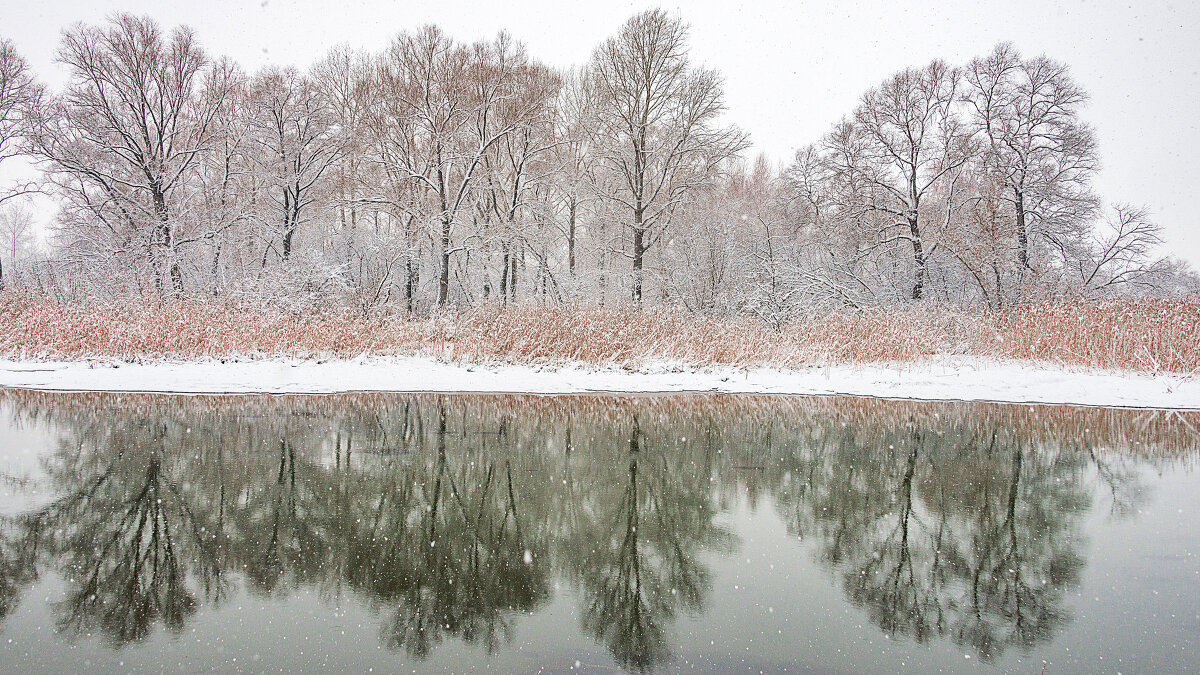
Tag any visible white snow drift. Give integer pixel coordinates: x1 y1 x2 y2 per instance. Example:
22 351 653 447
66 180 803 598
1 357 1197 409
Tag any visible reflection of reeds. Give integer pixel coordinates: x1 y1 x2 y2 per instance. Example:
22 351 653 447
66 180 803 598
3 292 1199 372
3 389 1198 462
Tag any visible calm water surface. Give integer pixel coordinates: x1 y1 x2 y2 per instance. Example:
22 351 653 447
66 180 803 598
0 391 1197 673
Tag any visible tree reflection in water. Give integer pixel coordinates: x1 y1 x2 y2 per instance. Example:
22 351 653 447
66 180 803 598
565 415 732 671
24 422 201 644
345 401 551 657
770 406 1148 662
0 391 1194 668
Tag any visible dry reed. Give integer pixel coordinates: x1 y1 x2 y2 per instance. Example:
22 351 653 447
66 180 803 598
1 291 1197 373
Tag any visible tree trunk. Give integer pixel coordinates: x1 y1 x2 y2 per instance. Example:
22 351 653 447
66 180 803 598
151 187 183 295
170 264 183 296
210 238 222 297
908 215 925 300
281 188 293 261
632 208 646 304
1014 187 1029 269
510 248 518 303
282 182 301 262
402 213 416 314
567 200 577 277
438 214 451 306
499 244 509 305
539 253 548 299
405 257 417 314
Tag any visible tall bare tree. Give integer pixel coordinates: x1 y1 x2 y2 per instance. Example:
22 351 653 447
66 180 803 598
482 55 561 304
28 14 228 294
375 27 535 306
196 58 253 296
0 39 42 208
586 10 748 303
965 43 1099 280
833 60 973 300
549 69 596 284
311 45 372 245
249 66 340 262
0 203 34 288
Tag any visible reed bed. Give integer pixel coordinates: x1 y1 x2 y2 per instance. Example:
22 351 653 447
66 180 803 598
1 291 1197 373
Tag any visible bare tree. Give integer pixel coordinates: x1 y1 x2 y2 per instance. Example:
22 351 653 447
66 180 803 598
0 202 35 288
28 15 228 295
312 45 412 313
374 27 534 307
312 47 371 248
549 69 597 285
586 10 748 303
0 39 42 206
965 43 1099 282
195 58 253 296
661 155 774 315
1078 204 1170 296
941 169 1018 309
249 66 340 263
481 56 561 304
782 142 887 311
828 60 972 300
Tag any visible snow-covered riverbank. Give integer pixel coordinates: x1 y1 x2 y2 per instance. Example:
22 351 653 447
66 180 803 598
1 357 1198 409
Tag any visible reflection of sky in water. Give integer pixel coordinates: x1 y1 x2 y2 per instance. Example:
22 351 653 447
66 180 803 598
0 392 1196 673
0 415 56 513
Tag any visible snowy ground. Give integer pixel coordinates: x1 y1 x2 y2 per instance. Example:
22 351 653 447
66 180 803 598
1 356 1198 409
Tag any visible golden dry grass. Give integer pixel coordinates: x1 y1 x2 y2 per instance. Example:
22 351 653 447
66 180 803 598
1 291 1198 373
992 301 1200 373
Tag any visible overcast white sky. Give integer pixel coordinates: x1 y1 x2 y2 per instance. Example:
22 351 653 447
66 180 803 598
3 0 1198 265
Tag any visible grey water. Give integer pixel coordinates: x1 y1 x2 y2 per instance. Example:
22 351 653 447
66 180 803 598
0 391 1197 673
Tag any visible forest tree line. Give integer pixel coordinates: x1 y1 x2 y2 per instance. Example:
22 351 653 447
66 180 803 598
0 10 1196 318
